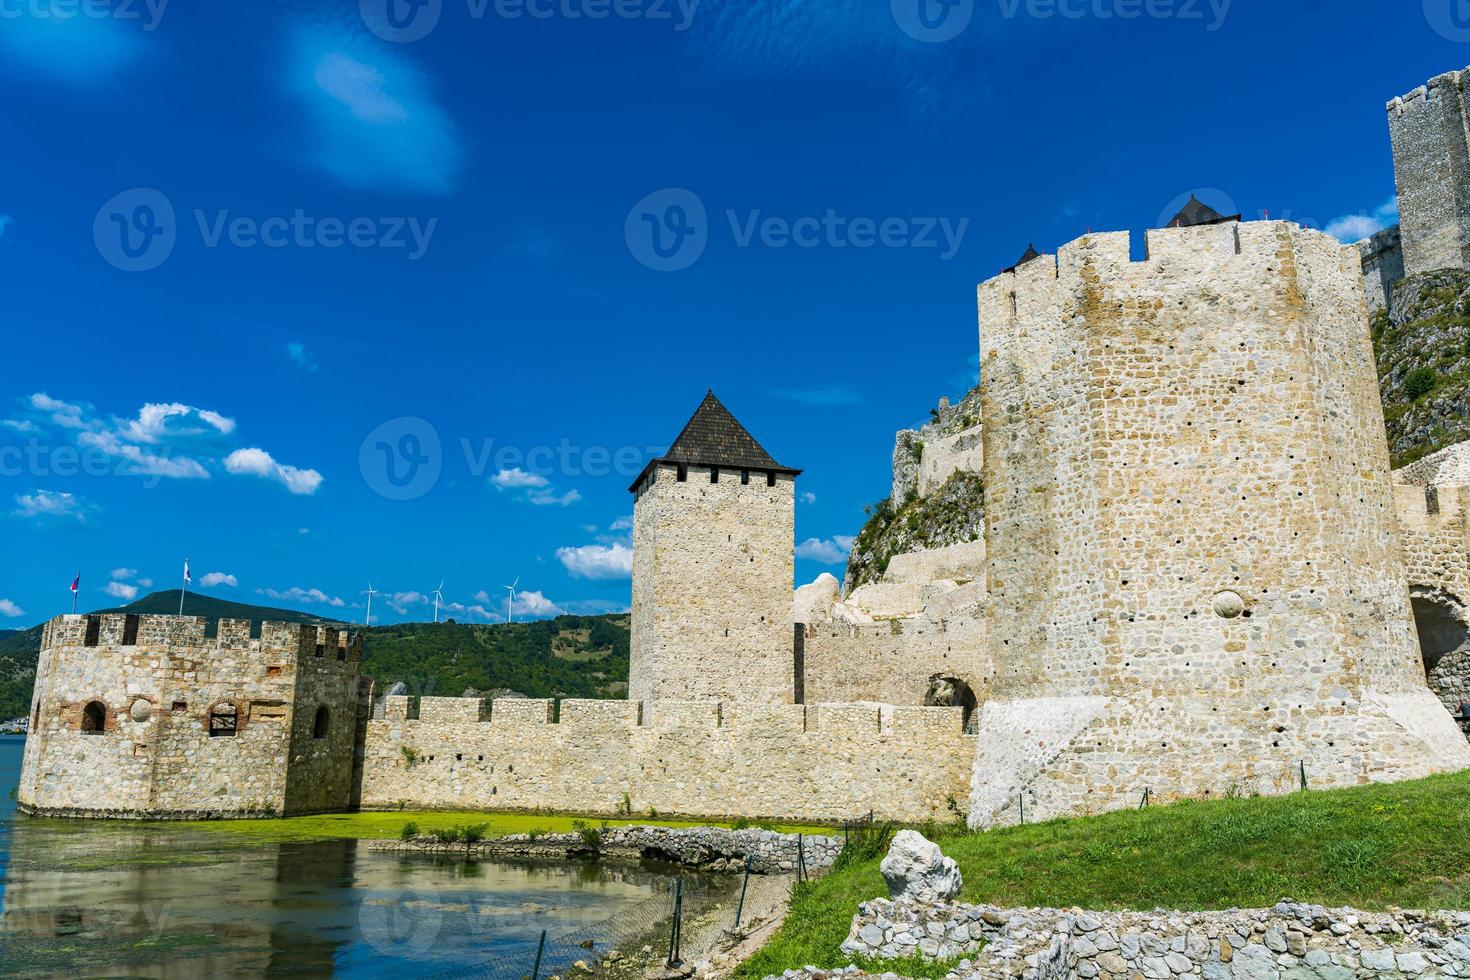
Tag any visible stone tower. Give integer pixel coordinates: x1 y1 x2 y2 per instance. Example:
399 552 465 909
19 613 369 819
1389 64 1470 276
629 391 800 703
968 220 1470 828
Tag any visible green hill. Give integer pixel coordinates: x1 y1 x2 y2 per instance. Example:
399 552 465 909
0 592 630 720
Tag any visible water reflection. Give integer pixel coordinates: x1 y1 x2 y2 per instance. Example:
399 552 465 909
0 738 715 978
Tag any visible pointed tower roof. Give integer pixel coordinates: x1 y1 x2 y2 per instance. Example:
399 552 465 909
1003 243 1042 273
630 391 800 492
1165 195 1242 228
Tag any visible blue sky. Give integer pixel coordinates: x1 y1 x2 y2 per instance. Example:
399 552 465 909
0 1 1463 626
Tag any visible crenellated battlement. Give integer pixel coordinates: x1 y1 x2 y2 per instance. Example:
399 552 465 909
375 695 968 738
1388 66 1467 114
39 614 363 664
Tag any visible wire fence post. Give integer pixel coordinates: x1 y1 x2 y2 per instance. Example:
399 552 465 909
1018 794 1025 825
796 834 807 883
734 855 753 929
1139 786 1150 809
667 878 684 968
1299 760 1308 791
530 930 547 980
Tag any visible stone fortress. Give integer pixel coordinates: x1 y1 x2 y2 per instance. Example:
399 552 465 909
17 63 1470 827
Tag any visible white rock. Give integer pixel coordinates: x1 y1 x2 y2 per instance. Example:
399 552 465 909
879 830 963 905
793 574 840 626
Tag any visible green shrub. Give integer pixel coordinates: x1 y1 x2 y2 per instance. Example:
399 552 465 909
400 821 420 841
461 823 489 846
572 819 605 849
832 821 897 872
1404 367 1438 400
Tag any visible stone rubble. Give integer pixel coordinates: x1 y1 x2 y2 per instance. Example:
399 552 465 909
879 830 963 905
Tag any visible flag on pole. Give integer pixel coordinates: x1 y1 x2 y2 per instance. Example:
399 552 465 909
184 559 191 586
70 572 80 614
179 558 191 616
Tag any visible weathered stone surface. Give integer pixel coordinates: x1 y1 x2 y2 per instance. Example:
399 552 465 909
879 831 962 905
794 574 841 627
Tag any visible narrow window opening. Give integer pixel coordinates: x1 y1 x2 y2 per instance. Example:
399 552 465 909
209 702 239 737
122 614 140 646
81 700 106 734
766 472 776 487
676 464 688 482
313 705 330 740
710 467 719 483
741 470 750 485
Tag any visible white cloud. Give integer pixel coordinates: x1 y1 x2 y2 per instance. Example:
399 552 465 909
529 488 581 507
0 215 11 239
385 591 429 614
286 342 319 372
102 581 138 601
514 590 566 618
795 535 856 565
77 428 212 479
13 489 92 523
557 543 634 580
30 393 88 429
800 492 817 505
609 515 634 531
224 448 324 496
117 402 236 443
200 572 238 588
0 599 24 618
287 25 463 194
1326 197 1399 244
257 586 346 608
0 418 37 433
111 568 138 581
492 467 549 490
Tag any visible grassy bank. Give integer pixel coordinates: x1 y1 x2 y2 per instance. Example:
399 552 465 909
161 810 832 844
737 770 1470 978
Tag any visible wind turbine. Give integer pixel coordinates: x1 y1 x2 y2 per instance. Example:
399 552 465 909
504 577 519 624
364 582 378 627
432 580 445 624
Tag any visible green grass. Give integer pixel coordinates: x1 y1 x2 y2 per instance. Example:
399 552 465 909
161 809 832 844
737 771 1470 978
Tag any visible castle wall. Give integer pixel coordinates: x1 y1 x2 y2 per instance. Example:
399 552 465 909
631 463 796 703
1358 225 1404 314
970 222 1470 828
1389 66 1470 276
359 697 973 822
19 615 364 819
801 616 988 707
917 424 984 498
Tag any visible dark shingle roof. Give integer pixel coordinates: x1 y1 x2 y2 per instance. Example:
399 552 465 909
1003 243 1042 273
1166 196 1242 228
630 391 800 492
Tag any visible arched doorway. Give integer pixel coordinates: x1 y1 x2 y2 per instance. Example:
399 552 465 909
924 674 980 732
1411 591 1470 673
80 701 106 734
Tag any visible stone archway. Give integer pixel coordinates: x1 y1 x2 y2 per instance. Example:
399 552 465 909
924 674 979 733
1412 588 1470 734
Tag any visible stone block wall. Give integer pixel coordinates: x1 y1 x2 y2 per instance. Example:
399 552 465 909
969 222 1470 828
801 616 988 708
359 697 973 822
19 615 366 819
1389 65 1470 276
631 463 797 703
1358 225 1404 314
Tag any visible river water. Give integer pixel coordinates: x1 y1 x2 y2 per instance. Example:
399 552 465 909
0 736 704 977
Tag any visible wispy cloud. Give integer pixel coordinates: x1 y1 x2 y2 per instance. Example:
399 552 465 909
529 488 581 507
774 385 862 407
795 535 856 565
0 215 11 239
224 448 324 495
286 22 463 194
286 342 319 372
1326 197 1399 244
800 491 817 505
492 468 549 490
102 581 139 601
13 489 94 523
557 543 634 580
0 599 24 618
200 572 238 588
0 9 146 85
258 586 346 608
493 467 579 507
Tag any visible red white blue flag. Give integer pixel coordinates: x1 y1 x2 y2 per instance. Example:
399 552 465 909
70 574 79 594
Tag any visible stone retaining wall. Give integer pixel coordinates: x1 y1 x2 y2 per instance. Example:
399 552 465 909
832 898 1470 980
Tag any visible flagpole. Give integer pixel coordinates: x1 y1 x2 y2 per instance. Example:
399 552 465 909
179 559 188 616
72 571 79 614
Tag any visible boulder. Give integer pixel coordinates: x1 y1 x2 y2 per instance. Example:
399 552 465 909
793 573 841 626
845 582 925 620
879 830 962 904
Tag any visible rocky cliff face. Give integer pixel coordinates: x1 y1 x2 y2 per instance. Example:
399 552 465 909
1376 269 1470 467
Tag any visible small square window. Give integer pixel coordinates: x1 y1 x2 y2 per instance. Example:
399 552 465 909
741 470 750 485
676 464 688 482
766 472 776 487
710 467 719 483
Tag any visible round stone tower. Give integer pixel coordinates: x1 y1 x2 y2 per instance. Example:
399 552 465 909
968 220 1470 827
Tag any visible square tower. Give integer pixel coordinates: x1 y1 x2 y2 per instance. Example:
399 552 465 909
629 392 800 703
1389 65 1470 275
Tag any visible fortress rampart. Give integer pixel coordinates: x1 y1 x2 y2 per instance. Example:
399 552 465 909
359 696 973 822
968 221 1470 827
800 616 988 709
19 614 367 819
1389 65 1470 276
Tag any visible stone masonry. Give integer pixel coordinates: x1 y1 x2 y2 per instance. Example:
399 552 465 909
968 221 1470 828
630 392 800 704
1389 64 1470 277
18 614 369 819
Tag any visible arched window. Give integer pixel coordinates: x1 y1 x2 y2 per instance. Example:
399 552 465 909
209 702 238 737
81 701 106 734
313 705 330 740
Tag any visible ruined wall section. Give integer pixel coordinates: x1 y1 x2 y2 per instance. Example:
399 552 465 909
630 463 796 703
801 615 988 707
361 697 973 823
970 222 1470 828
19 615 363 819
